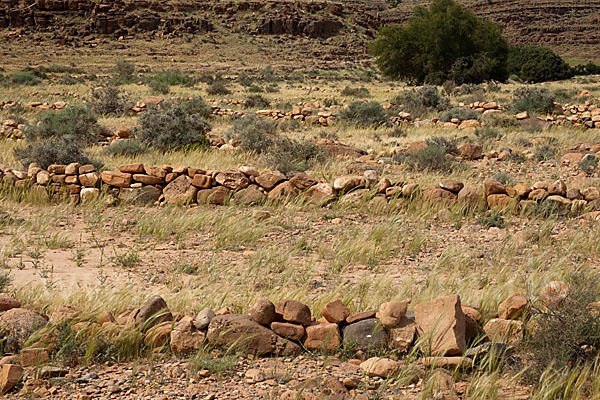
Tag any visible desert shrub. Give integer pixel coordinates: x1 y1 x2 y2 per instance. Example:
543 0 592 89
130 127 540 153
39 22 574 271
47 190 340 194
572 61 600 76
247 85 263 93
278 119 300 132
266 137 325 174
492 172 514 186
243 94 270 109
507 45 573 83
90 86 131 116
426 136 458 155
475 126 502 141
395 86 450 118
404 144 455 172
227 116 278 154
136 103 211 151
151 70 194 87
534 145 557 161
207 81 231 95
238 72 255 87
442 80 456 96
387 126 407 138
103 139 148 156
148 80 170 95
58 74 85 85
439 107 481 122
340 101 388 128
520 271 600 383
7 71 42 86
14 137 94 169
482 112 520 129
341 86 370 97
370 0 508 84
115 59 135 82
511 87 556 114
258 66 279 83
265 84 279 93
172 97 212 120
24 105 99 145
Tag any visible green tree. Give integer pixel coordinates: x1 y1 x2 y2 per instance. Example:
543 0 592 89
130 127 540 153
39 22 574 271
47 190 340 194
370 0 509 84
507 45 573 83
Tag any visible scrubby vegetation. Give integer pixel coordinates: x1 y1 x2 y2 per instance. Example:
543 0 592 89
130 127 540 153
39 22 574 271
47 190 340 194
394 86 450 118
340 101 389 127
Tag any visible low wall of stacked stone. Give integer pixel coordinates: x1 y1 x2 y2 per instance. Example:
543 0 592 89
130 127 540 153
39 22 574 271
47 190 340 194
1 162 599 218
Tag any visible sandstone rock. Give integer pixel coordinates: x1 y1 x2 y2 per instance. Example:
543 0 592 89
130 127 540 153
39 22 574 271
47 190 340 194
80 187 100 202
514 183 532 197
483 319 523 344
268 181 300 201
239 166 259 177
215 171 250 191
484 180 506 196
487 193 512 209
561 152 584 165
163 175 198 204
359 357 399 378
119 163 145 174
255 171 286 190
462 306 482 341
498 294 527 320
528 188 548 201
376 300 409 328
388 316 416 352
0 364 23 394
135 295 172 330
321 300 350 324
249 299 276 326
207 314 301 356
363 170 378 186
235 185 265 204
289 173 317 190
171 316 205 356
582 187 600 201
333 175 364 192
65 163 80 175
422 187 457 203
144 321 172 348
0 295 20 312
144 166 168 179
191 174 212 189
271 322 305 341
194 308 215 330
458 143 482 160
414 295 466 356
457 185 484 209
197 187 230 205
548 180 567 196
304 323 341 351
133 174 164 185
47 164 66 174
439 179 464 193
0 309 47 353
118 186 161 205
346 310 376 324
20 347 49 367
36 170 51 185
304 183 335 206
342 318 388 351
101 171 132 188
276 300 311 326
422 356 472 369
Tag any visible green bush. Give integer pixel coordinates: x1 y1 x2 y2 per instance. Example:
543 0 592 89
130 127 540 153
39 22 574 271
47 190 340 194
115 60 135 82
475 126 502 141
24 105 99 145
136 103 211 151
266 137 325 174
507 46 573 83
243 94 270 109
394 86 450 118
150 70 195 87
572 62 600 76
14 137 94 169
175 97 213 120
426 136 458 155
439 107 481 122
370 0 508 84
103 139 148 156
341 86 370 97
6 71 42 86
339 101 388 128
58 74 85 85
227 116 278 154
90 86 131 116
534 145 557 161
206 81 231 96
511 87 556 114
403 144 455 172
149 80 170 95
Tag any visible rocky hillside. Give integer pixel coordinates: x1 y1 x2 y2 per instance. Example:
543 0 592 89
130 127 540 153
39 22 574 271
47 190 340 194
1 0 599 60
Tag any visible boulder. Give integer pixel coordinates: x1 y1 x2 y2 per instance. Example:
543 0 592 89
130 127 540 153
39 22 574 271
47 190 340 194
388 316 416 352
422 187 457 203
235 185 265 204
133 174 164 185
0 295 20 312
548 180 567 197
0 309 47 353
483 319 523 344
321 300 350 324
170 316 205 356
197 187 230 205
275 300 311 326
118 186 161 205
487 194 512 209
304 323 341 351
101 171 132 188
191 174 213 189
255 171 286 190
346 310 376 324
78 172 101 187
163 175 198 204
439 179 464 193
414 295 466 356
135 295 172 329
359 357 399 378
457 185 485 209
342 318 388 351
289 173 317 190
194 308 215 330
0 364 22 394
484 180 506 196
267 181 300 201
249 299 276 326
304 183 335 206
333 176 364 192
498 294 527 320
458 143 482 160
215 171 250 191
119 163 145 174
270 322 305 341
376 300 409 328
207 314 301 356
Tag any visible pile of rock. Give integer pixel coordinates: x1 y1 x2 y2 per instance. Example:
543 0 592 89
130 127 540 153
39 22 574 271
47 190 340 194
2 163 599 218
464 101 503 114
554 102 600 129
130 96 164 113
0 101 20 111
210 106 243 117
0 119 24 140
257 107 337 126
27 101 66 111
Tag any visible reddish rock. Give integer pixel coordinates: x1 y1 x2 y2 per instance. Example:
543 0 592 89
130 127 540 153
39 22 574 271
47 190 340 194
197 187 230 205
484 180 506 196
255 171 286 190
215 171 250 191
0 364 23 394
170 316 205 356
321 300 350 324
275 300 311 326
191 174 213 189
414 295 466 356
0 295 20 312
163 175 198 204
498 294 527 320
346 310 376 324
101 171 132 188
119 163 145 174
271 322 305 341
376 300 409 328
483 319 523 344
304 323 341 351
249 299 276 326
